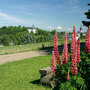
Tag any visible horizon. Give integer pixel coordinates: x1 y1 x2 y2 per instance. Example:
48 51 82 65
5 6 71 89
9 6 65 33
0 0 89 32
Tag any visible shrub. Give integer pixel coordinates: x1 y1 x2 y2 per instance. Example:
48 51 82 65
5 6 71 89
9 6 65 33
53 52 89 90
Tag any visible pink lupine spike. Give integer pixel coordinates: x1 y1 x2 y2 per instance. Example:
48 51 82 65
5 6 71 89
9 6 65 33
71 46 78 74
77 38 80 62
62 33 69 64
71 26 78 74
64 33 69 57
51 51 55 75
53 32 61 65
71 25 77 54
73 25 76 43
85 26 90 53
71 25 78 75
71 34 74 54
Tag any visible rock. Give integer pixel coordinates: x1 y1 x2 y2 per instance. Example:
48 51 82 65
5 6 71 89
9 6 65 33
40 73 53 83
40 73 54 86
39 67 52 76
39 67 55 87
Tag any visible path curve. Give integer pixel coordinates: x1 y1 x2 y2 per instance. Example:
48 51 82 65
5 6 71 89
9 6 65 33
0 50 48 65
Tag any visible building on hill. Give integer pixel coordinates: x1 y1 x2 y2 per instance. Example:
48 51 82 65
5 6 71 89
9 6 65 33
66 34 79 40
77 26 86 36
67 27 86 40
77 26 83 36
62 26 86 40
27 25 37 33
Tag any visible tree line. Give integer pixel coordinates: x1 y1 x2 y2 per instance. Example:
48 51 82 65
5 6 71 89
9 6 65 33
0 26 64 46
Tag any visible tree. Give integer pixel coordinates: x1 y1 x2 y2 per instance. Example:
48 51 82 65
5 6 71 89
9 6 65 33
1 34 10 46
24 34 35 44
51 30 57 35
82 4 90 27
14 32 26 45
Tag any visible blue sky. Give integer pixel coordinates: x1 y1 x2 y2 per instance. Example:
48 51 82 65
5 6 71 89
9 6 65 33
0 0 89 32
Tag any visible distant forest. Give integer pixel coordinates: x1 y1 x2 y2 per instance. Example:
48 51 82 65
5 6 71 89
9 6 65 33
0 25 64 46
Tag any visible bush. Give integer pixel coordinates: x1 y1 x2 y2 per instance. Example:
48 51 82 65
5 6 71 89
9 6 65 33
53 52 90 90
1 34 10 46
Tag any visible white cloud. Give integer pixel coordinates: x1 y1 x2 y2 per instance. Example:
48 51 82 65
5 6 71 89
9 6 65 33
67 28 72 31
26 12 41 17
0 11 24 23
0 11 42 26
0 12 24 24
62 28 73 32
47 26 54 30
71 5 83 13
56 26 62 30
69 0 80 3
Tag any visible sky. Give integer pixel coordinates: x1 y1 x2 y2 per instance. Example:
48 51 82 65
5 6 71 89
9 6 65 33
0 0 89 32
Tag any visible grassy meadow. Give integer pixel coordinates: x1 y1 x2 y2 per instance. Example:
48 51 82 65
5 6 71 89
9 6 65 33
0 40 62 55
0 39 85 55
0 42 53 55
0 55 52 90
0 39 85 90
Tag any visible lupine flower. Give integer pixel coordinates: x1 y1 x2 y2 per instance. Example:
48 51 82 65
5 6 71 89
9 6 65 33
51 51 55 75
53 32 61 65
71 25 78 74
71 25 77 54
77 38 80 62
62 33 69 64
73 25 76 43
85 26 90 53
64 32 69 58
71 34 74 54
71 46 77 74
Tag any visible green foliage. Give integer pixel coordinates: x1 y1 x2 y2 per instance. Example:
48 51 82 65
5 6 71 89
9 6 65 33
0 25 75 46
1 34 10 46
0 25 28 46
51 30 57 35
14 32 26 45
0 26 54 46
53 52 89 90
36 28 50 35
80 33 85 39
79 52 90 89
24 34 35 44
35 35 52 43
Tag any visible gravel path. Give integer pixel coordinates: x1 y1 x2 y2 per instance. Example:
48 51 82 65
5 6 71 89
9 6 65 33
0 50 48 65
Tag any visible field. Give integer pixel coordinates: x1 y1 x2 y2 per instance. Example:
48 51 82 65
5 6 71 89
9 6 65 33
0 55 52 90
0 39 85 90
0 39 85 55
0 42 53 55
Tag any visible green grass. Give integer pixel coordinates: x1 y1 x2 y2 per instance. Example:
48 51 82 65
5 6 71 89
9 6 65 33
80 39 85 42
0 40 85 90
0 42 53 55
0 55 52 90
0 40 64 55
0 39 85 55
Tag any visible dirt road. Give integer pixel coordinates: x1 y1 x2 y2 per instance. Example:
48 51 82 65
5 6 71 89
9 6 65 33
0 50 48 65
